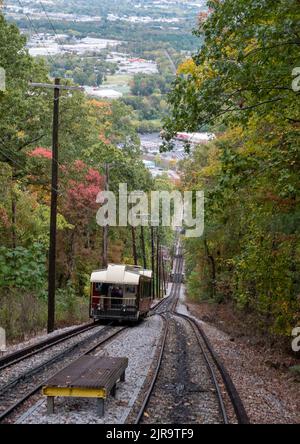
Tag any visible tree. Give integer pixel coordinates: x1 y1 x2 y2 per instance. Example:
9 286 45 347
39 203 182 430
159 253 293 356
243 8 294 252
164 0 300 136
0 15 51 170
164 0 300 337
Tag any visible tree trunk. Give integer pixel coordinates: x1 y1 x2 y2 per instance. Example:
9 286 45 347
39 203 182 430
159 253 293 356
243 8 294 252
140 226 147 269
11 192 17 250
102 163 110 268
204 238 216 299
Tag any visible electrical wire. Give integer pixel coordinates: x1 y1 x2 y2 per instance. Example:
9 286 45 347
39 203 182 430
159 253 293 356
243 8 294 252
15 0 57 66
36 1 68 52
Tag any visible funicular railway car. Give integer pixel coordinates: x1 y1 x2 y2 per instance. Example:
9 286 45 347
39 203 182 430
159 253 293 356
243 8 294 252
90 264 153 323
170 241 185 283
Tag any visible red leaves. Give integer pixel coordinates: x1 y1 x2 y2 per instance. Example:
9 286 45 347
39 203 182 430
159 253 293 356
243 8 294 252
64 161 104 222
73 160 86 171
28 147 52 159
27 150 104 224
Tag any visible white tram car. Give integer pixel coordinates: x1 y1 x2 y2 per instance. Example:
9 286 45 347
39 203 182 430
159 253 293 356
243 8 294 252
90 264 153 322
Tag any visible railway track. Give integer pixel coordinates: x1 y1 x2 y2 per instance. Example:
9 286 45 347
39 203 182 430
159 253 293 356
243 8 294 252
0 237 249 425
0 325 128 423
0 322 98 372
134 249 249 425
173 312 249 424
149 244 184 316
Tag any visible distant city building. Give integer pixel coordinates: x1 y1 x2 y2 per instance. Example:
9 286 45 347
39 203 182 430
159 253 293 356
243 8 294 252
175 132 215 144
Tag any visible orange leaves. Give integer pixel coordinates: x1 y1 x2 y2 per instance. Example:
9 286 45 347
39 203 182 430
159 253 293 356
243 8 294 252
88 99 109 108
0 207 10 228
198 11 210 25
88 99 113 116
98 133 111 145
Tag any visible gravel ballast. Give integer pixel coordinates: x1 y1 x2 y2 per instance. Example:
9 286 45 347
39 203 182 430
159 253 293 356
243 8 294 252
140 315 223 424
179 289 300 424
0 326 105 389
17 315 163 424
2 323 89 355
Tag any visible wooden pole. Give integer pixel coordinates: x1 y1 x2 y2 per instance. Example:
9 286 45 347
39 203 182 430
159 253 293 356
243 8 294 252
151 226 155 299
162 253 167 296
156 231 160 299
102 163 109 268
132 226 138 266
47 78 60 333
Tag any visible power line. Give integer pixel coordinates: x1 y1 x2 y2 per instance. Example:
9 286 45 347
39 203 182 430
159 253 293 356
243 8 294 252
0 144 112 227
16 0 57 66
0 145 24 169
0 144 60 193
36 1 67 52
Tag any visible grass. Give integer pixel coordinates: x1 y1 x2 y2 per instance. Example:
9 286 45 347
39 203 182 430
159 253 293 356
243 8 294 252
102 73 133 94
0 289 90 344
104 73 133 84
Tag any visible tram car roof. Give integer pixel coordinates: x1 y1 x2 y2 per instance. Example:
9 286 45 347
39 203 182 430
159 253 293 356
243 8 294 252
90 264 153 285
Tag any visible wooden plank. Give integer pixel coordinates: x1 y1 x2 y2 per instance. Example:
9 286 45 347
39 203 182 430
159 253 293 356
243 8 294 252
43 386 107 399
44 356 127 390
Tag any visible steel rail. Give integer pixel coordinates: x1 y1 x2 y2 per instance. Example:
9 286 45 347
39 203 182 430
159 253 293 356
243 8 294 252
0 326 113 397
174 313 228 424
170 248 249 424
136 248 249 425
175 312 250 425
134 314 169 424
0 322 98 372
135 253 183 423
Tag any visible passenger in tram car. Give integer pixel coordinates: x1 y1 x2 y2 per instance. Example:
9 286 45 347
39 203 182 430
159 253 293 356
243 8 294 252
111 286 123 306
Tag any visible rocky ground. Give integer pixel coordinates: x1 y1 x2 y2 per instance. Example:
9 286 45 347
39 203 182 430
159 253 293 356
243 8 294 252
4 285 299 424
140 315 223 424
17 316 163 424
1 323 88 355
184 299 300 424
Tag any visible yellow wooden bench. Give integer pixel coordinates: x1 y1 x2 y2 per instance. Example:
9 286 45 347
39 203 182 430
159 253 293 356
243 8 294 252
43 355 128 417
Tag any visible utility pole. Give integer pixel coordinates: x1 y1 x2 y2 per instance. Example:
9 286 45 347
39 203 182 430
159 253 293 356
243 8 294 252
140 226 147 269
151 226 155 299
162 251 167 296
131 226 138 266
29 80 83 333
102 163 110 268
159 246 163 298
156 232 160 299
47 78 60 334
